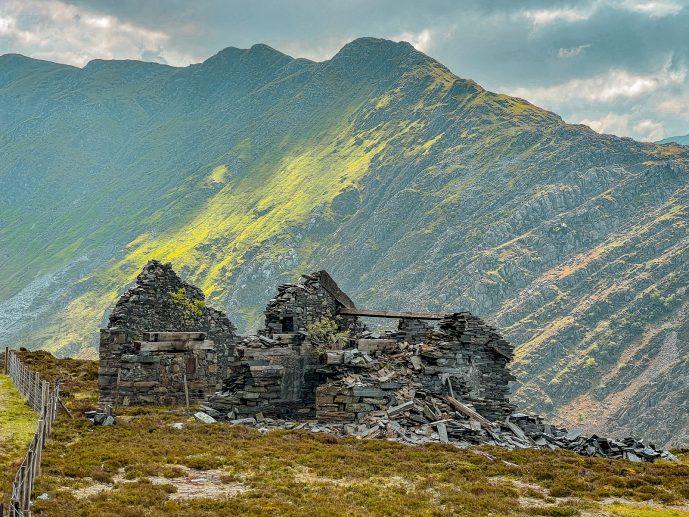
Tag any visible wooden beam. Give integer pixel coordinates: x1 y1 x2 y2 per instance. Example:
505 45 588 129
138 340 215 352
441 395 494 429
338 308 446 320
142 331 206 342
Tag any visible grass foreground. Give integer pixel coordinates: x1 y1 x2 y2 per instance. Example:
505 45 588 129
8 351 689 516
0 371 38 507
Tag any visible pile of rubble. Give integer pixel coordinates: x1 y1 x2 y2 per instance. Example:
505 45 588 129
191 405 677 463
84 407 116 426
203 327 677 463
197 335 674 462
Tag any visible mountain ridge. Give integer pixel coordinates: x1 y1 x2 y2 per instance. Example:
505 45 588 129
659 133 689 145
1 38 688 446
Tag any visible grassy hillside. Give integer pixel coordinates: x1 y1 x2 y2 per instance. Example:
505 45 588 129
1 38 688 445
12 351 689 517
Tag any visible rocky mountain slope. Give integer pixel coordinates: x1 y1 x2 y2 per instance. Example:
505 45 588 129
659 133 689 145
1 38 688 446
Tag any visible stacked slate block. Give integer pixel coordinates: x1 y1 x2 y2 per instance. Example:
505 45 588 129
419 312 515 421
316 384 395 422
264 271 359 334
208 333 324 419
99 330 219 406
397 318 434 344
99 260 236 406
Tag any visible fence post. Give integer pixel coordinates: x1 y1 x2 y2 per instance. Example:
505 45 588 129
34 370 40 411
3 346 7 374
21 460 29 513
36 419 44 479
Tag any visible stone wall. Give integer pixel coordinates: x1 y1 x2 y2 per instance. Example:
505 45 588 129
208 271 358 418
397 318 434 345
100 264 514 421
107 260 236 374
207 333 324 419
209 270 515 424
98 260 236 405
99 330 219 406
420 313 515 421
264 271 359 334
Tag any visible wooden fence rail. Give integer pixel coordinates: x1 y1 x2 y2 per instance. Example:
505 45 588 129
3 349 60 517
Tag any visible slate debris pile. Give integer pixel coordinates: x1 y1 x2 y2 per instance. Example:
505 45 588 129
313 314 515 425
503 414 677 462
197 406 676 462
84 407 116 426
206 335 677 462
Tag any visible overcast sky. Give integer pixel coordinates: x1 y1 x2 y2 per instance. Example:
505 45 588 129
1 0 688 141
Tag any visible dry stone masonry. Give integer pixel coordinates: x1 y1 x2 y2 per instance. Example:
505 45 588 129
208 271 515 427
264 271 360 334
99 260 236 406
98 263 676 462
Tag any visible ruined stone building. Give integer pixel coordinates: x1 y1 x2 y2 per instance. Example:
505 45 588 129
99 262 515 427
96 262 680 461
99 261 236 406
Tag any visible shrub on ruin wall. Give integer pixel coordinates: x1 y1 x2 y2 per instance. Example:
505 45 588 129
167 288 206 320
306 315 350 356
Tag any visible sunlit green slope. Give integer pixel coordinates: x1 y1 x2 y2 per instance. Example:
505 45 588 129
1 38 688 445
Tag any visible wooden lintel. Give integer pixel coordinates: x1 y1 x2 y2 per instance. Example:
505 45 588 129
138 340 215 352
338 308 446 320
142 331 206 342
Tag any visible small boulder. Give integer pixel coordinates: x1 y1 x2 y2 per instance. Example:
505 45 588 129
194 411 217 424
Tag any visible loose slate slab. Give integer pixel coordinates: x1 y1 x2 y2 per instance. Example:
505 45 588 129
194 411 217 424
387 400 414 417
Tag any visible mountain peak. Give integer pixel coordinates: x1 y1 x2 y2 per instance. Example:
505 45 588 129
332 37 419 61
325 37 430 79
204 43 293 66
0 53 76 69
248 43 288 57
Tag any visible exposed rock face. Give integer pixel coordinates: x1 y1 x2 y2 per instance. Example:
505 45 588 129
99 261 236 405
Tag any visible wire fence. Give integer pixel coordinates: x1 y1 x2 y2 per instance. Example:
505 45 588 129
3 349 60 517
